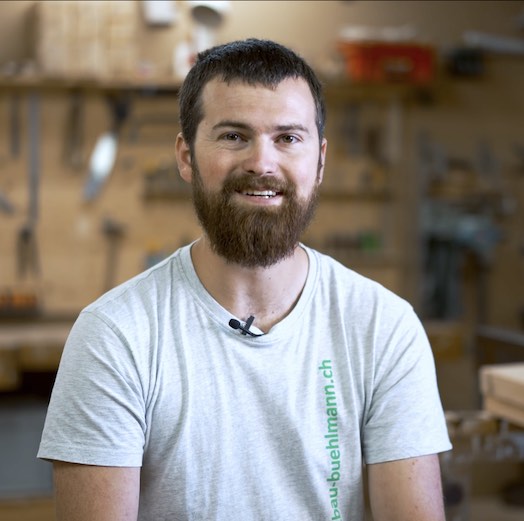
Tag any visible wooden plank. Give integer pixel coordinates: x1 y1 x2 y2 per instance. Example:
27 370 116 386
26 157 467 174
0 322 72 389
480 363 524 410
0 323 71 353
480 362 524 427
483 395 524 429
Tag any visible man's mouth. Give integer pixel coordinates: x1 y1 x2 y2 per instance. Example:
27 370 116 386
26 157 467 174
241 190 279 199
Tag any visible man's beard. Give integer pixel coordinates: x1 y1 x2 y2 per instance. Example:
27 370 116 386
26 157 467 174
191 162 320 268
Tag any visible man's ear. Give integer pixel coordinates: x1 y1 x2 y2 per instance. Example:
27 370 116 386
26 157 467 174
175 133 193 183
317 138 328 185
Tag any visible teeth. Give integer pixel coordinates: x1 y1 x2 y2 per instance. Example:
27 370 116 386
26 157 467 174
244 190 277 198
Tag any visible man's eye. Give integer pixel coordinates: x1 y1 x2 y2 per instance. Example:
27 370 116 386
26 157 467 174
223 132 240 141
280 135 298 144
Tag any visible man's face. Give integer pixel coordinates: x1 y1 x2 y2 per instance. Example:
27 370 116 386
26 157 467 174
177 77 327 267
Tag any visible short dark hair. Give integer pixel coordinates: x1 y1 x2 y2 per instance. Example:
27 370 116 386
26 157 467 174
178 38 326 150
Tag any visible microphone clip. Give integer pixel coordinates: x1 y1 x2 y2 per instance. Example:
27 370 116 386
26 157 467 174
228 315 264 337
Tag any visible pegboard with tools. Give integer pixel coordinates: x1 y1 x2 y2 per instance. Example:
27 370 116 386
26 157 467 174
0 84 200 316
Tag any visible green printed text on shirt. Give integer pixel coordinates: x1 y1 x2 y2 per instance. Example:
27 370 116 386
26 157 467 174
319 359 342 520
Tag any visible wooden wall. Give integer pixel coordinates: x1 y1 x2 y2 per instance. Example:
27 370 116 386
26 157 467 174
0 1 522 329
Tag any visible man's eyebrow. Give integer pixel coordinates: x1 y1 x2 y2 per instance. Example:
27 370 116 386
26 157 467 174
275 124 310 134
211 121 310 134
212 120 251 131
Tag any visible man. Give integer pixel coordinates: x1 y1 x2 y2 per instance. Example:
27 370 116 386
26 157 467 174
39 39 451 520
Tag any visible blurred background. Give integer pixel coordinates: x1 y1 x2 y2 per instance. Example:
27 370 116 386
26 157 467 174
0 1 523 519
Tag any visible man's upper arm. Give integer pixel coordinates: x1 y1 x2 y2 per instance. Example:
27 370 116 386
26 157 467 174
53 461 140 521
367 454 446 521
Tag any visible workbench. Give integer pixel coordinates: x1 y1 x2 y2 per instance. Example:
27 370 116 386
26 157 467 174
0 321 72 391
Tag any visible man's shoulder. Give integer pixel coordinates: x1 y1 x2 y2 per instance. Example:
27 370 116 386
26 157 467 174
308 246 412 312
308 246 391 288
84 246 188 319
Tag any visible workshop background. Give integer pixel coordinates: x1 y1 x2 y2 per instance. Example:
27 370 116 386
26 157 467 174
0 1 523 520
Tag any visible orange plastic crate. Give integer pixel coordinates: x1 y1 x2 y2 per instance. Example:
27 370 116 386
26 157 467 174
338 41 435 84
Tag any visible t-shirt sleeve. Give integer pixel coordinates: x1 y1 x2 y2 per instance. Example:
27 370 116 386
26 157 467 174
38 310 146 467
362 306 452 464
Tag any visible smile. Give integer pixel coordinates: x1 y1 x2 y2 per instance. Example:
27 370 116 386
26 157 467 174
242 190 279 198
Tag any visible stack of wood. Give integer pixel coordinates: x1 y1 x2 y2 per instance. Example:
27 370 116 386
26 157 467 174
481 363 524 428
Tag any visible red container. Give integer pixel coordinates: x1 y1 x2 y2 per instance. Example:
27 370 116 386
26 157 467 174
337 41 436 84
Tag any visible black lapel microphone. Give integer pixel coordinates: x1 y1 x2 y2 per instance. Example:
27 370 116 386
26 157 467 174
228 315 264 337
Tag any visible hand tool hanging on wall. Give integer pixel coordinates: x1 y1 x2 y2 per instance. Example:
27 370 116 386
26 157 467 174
9 93 20 158
17 92 41 279
83 94 131 201
0 94 17 214
63 90 85 170
101 217 126 292
0 189 15 215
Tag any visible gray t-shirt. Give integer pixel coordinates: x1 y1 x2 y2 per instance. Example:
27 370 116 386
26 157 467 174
38 244 451 520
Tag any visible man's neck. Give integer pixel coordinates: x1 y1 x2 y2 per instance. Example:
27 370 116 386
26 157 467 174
189 237 309 333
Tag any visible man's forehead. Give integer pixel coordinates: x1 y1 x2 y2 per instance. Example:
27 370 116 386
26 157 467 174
200 76 316 115
202 76 312 97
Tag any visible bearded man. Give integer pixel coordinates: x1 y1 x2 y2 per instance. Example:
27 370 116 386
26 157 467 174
39 39 451 521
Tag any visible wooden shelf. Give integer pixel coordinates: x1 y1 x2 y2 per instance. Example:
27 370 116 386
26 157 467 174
323 79 433 102
0 74 181 93
0 74 434 100
0 322 72 390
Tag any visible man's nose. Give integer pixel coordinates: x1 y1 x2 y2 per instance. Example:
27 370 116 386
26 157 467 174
241 139 277 175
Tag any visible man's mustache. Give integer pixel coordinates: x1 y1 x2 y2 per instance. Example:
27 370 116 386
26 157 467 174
221 174 292 196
